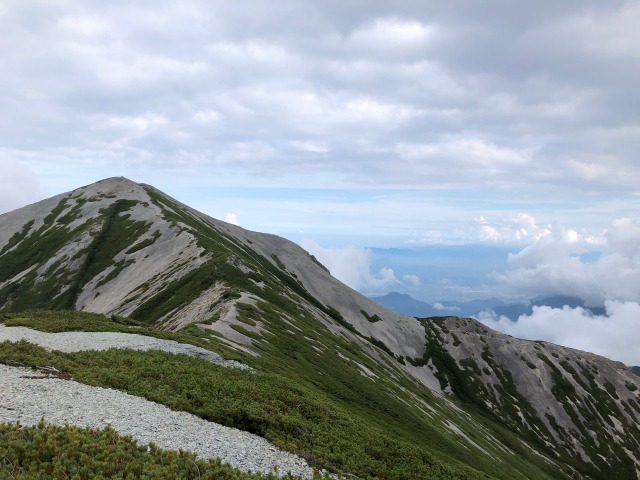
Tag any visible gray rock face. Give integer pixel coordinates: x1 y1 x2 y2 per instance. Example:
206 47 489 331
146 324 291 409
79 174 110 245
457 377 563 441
0 178 208 319
421 316 640 475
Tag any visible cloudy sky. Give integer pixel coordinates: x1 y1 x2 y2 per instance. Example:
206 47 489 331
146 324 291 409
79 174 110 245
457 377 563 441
1 1 639 363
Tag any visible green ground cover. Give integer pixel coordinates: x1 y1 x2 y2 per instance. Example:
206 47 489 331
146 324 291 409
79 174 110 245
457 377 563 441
0 310 564 480
0 421 295 479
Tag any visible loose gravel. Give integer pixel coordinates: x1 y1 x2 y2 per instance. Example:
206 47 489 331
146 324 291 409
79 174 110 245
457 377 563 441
0 324 249 369
0 325 315 478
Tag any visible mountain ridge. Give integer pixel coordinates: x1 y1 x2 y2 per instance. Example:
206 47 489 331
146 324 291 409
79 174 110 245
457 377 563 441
1 177 639 479
370 291 506 318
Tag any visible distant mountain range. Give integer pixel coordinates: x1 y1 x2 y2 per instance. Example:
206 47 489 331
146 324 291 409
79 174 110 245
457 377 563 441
369 292 506 318
371 292 606 320
491 295 606 320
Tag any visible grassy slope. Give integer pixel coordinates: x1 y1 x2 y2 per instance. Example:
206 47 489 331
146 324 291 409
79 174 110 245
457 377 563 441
0 312 559 480
0 421 290 479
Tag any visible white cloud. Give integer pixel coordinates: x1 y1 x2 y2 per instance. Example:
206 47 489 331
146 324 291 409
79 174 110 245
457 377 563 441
341 98 421 129
207 41 299 70
403 274 421 286
348 17 436 56
527 4 640 62
396 139 527 167
477 301 640 366
301 239 400 292
473 217 640 365
213 142 278 167
192 109 222 125
57 14 110 38
0 158 47 214
224 213 239 225
97 113 169 136
394 139 533 182
476 213 552 244
290 141 330 154
434 303 460 312
498 219 640 305
243 87 422 134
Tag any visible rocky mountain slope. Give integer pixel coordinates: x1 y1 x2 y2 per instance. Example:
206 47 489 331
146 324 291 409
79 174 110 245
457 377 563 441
1 177 639 480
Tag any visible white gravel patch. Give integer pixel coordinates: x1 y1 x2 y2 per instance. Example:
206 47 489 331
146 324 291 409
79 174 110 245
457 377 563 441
0 324 248 369
0 364 313 478
0 325 314 478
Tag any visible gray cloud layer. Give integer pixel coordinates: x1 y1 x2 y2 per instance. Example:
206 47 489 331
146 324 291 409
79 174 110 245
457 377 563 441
2 0 639 201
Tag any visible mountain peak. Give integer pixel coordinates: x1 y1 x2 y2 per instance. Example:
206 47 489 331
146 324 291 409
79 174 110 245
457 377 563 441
380 291 412 300
74 176 146 197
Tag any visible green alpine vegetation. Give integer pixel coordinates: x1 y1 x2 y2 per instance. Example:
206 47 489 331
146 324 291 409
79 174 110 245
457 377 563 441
0 312 520 480
0 421 295 480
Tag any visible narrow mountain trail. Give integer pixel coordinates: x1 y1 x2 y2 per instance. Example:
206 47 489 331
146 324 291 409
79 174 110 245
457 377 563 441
0 326 314 479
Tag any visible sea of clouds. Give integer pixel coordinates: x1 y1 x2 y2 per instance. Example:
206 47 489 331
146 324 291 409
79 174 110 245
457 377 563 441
480 219 640 366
